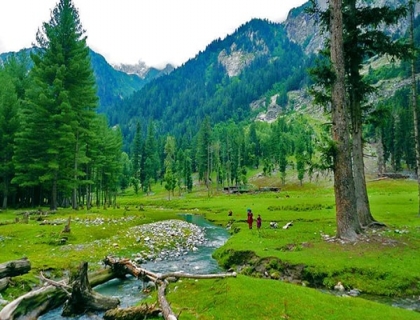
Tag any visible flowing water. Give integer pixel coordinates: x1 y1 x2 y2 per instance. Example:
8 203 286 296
31 214 420 318
39 214 229 320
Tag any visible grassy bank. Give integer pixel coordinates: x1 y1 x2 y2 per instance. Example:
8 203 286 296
0 178 419 318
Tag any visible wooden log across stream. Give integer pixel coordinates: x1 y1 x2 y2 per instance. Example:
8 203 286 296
0 256 236 320
103 256 237 320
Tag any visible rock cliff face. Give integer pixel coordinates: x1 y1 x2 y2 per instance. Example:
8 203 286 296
255 0 419 123
283 1 324 55
218 44 255 77
283 0 419 56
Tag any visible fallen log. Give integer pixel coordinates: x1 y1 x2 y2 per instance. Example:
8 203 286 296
0 267 116 320
61 262 120 317
158 280 177 320
104 256 159 280
103 303 161 320
104 255 236 320
0 277 10 292
0 285 67 320
0 258 31 278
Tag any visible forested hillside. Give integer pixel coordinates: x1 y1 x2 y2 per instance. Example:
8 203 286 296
111 18 314 145
1 0 420 210
0 49 171 116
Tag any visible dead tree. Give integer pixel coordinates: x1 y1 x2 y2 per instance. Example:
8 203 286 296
62 216 71 233
0 256 236 320
103 256 237 320
0 268 116 320
61 262 120 317
0 258 31 278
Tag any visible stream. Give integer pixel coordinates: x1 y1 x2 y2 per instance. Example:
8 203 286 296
39 214 229 320
36 214 420 318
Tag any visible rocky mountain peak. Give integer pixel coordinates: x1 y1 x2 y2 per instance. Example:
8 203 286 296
112 60 175 79
113 60 149 78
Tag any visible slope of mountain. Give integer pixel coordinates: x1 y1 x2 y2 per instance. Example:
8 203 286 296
0 49 171 114
111 18 313 144
104 0 420 151
89 50 172 113
2 0 418 150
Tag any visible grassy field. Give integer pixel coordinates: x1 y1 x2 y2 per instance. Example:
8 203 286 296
0 176 419 319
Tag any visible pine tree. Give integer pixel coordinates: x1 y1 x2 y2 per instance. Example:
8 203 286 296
310 0 409 231
164 136 177 198
131 121 142 181
142 121 159 194
330 0 361 240
0 65 19 209
13 0 98 210
2 53 33 208
409 0 420 216
196 117 212 188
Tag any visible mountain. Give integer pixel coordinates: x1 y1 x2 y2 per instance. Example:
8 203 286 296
112 60 174 78
2 0 417 150
88 50 173 114
284 0 418 56
104 0 420 149
110 18 313 145
0 48 172 115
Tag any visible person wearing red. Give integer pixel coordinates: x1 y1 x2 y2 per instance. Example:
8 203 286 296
247 208 253 229
257 214 262 230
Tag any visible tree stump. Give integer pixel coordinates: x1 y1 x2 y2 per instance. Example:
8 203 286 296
61 262 120 317
62 216 71 233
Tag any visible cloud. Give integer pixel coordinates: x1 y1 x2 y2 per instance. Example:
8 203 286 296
0 0 307 68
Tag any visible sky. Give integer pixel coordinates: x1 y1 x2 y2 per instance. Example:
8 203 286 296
0 0 308 68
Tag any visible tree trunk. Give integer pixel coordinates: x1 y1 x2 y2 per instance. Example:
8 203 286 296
0 258 31 278
0 268 116 320
61 262 120 317
330 0 361 241
51 174 58 211
409 0 420 216
353 124 376 227
0 285 67 320
2 179 8 209
158 280 178 320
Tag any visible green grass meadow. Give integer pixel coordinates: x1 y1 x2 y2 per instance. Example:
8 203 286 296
0 177 419 319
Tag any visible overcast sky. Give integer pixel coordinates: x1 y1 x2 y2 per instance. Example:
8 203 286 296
0 0 308 68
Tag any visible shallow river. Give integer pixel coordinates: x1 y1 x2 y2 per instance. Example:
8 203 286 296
39 214 229 320
38 214 420 318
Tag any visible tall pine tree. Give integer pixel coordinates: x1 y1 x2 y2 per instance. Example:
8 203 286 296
13 0 98 209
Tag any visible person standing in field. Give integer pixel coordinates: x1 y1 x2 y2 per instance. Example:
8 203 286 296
247 208 253 229
257 214 262 230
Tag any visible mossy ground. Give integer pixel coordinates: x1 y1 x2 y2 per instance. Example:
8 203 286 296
0 177 419 319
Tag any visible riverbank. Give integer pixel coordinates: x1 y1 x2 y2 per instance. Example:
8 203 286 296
1 178 419 319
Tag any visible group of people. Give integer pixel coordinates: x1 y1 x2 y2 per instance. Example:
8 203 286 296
247 208 261 230
227 208 262 230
